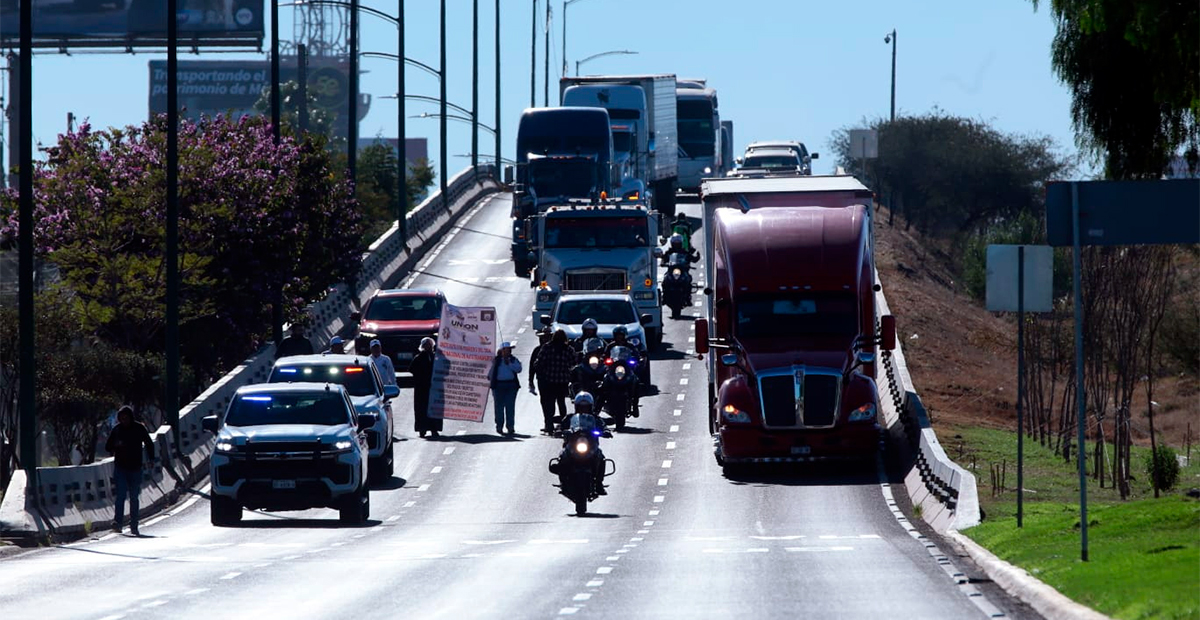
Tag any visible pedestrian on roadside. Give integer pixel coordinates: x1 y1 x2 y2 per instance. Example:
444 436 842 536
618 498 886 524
104 406 155 536
527 328 553 393
488 342 522 435
369 339 397 387
533 329 576 433
276 322 315 359
411 337 441 438
324 335 346 354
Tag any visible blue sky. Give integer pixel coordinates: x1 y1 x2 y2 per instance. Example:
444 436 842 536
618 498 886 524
9 0 1080 178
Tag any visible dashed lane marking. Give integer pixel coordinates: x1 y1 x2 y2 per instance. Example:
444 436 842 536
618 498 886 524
662 460 672 468
785 546 855 552
606 556 620 561
183 589 209 596
586 580 604 588
387 516 401 522
676 394 686 401
649 510 660 516
669 425 679 432
219 572 241 580
643 521 655 527
596 566 614 574
443 447 456 455
97 615 126 620
404 501 417 508
653 495 664 503
418 484 431 492
666 441 676 450
682 363 691 370
679 378 689 385
431 466 443 474
573 593 593 601
658 478 669 486
559 608 580 615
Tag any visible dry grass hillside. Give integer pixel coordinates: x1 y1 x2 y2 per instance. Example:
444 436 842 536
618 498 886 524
872 206 1198 450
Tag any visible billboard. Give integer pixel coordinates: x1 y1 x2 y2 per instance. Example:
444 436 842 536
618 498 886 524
1 1 263 48
148 59 367 138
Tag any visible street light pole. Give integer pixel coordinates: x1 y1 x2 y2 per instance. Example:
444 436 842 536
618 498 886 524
543 1 550 106
440 0 448 207
166 0 181 454
886 28 896 122
270 0 282 348
472 0 479 170
349 0 359 194
495 0 501 176
561 0 589 81
530 0 536 108
575 49 637 78
18 0 36 476
398 0 407 230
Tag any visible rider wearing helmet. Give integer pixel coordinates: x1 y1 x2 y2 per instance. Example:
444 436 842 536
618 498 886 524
661 233 700 266
557 392 608 495
570 337 608 397
571 318 603 353
603 324 633 357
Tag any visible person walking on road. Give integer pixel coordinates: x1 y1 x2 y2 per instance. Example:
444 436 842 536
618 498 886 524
276 322 315 359
533 329 576 433
528 328 552 389
324 335 346 354
411 337 440 438
369 339 397 386
104 406 156 536
489 342 522 435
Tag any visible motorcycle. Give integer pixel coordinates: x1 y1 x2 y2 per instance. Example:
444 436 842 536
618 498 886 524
600 346 641 430
570 341 608 399
548 414 615 516
661 253 694 319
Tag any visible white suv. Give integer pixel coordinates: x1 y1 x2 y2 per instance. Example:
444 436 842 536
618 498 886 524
203 383 373 526
268 354 399 484
540 292 653 386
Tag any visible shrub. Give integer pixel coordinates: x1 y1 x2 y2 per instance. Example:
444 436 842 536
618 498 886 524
1145 445 1181 492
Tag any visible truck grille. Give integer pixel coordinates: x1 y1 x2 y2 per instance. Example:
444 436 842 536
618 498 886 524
217 457 353 487
759 374 797 427
802 374 840 427
564 270 626 291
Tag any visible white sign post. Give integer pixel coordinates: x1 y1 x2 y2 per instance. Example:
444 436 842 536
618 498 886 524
428 304 498 423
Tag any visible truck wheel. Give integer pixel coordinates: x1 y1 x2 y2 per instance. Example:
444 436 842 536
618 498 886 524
210 495 242 527
340 484 370 525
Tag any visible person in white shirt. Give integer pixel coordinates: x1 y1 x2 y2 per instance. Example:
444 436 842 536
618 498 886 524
488 342 523 435
368 339 397 386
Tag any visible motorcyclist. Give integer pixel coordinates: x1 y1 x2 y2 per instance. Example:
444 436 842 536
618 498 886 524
570 337 608 397
660 233 700 267
571 318 603 353
671 213 693 250
603 325 638 358
557 392 608 495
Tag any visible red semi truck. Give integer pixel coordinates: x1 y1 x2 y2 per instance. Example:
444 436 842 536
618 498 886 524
695 175 895 468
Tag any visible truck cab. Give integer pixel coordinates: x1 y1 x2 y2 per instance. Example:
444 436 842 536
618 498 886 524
532 200 663 349
562 84 649 198
695 194 895 469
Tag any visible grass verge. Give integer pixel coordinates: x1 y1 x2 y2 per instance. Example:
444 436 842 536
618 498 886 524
939 424 1200 620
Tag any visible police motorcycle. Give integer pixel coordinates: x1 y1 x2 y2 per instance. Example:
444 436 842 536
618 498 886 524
570 337 609 398
548 393 616 516
661 252 694 319
600 345 641 430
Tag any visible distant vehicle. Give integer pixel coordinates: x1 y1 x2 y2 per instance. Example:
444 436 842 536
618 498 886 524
742 140 818 175
676 80 723 193
351 288 445 383
541 292 653 386
732 148 805 175
202 383 374 525
268 354 400 484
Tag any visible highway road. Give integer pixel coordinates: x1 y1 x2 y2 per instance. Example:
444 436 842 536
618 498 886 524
0 194 1038 619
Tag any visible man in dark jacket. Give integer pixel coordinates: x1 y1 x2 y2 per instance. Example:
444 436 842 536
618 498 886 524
104 406 156 536
276 323 315 359
411 337 440 438
533 330 577 433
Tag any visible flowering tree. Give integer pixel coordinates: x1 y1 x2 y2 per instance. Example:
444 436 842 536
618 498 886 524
0 114 366 379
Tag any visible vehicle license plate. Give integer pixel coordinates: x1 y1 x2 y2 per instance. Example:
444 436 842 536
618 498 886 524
396 352 415 361
790 446 811 455
272 480 296 490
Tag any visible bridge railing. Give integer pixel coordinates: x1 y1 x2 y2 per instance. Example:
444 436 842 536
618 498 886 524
0 164 502 540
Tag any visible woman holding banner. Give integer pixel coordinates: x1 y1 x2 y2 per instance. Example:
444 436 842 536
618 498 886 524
411 337 441 438
489 342 522 435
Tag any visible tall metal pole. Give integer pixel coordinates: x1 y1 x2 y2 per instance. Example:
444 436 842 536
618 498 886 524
889 29 896 123
471 0 479 170
298 44 309 134
18 0 35 475
543 0 550 106
1071 182 1089 561
166 0 181 454
440 0 448 207
270 0 282 348
1017 246 1025 528
530 0 537 108
349 0 359 194
561 0 567 78
495 0 501 173
398 1 408 232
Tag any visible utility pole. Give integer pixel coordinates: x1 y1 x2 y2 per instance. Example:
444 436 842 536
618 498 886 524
18 0 35 475
471 0 479 170
440 0 448 207
495 0 501 172
530 0 536 108
349 0 359 194
398 1 407 230
543 1 550 106
270 0 282 348
166 0 181 454
298 44 309 133
888 29 897 122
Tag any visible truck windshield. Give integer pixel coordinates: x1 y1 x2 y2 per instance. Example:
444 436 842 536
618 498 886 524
557 299 637 325
225 392 349 427
545 216 650 248
365 296 441 321
678 99 716 157
528 160 597 198
269 364 378 397
735 293 859 339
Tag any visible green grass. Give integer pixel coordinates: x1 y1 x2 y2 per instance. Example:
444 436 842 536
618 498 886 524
940 425 1200 620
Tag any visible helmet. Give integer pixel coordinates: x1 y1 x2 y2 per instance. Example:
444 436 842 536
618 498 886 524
669 233 683 248
582 318 599 332
573 391 595 413
582 337 606 354
612 325 628 338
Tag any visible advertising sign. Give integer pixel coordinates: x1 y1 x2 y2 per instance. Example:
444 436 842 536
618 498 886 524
428 304 498 423
1 0 264 47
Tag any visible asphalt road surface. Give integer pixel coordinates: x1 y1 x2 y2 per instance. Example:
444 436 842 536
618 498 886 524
0 194 1037 620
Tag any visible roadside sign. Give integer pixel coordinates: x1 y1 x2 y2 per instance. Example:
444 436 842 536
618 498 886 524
1045 179 1200 247
986 245 1053 313
848 129 878 159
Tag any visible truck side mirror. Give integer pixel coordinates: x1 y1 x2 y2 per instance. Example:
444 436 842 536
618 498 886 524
694 318 710 355
201 415 219 433
383 384 400 400
735 157 743 165
639 314 653 325
357 413 378 431
349 311 362 323
810 152 820 160
719 353 738 367
504 165 515 184
880 315 896 351
539 314 552 326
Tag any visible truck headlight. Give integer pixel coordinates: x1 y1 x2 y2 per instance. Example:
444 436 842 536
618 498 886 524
848 403 877 422
632 291 656 301
215 441 235 453
333 440 354 451
722 404 751 424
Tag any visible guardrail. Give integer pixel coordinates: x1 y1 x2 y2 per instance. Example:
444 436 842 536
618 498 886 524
0 164 501 540
875 275 980 532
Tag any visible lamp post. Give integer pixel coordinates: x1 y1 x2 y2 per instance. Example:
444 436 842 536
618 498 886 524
884 29 896 122
530 0 536 108
441 0 448 207
561 0 592 80
471 0 478 170
495 0 501 177
349 0 359 194
575 49 637 77
416 112 497 136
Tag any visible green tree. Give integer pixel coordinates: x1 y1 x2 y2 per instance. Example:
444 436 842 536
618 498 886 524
358 140 436 242
253 79 339 147
1031 0 1199 178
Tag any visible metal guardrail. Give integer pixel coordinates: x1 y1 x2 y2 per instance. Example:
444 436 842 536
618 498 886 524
0 164 501 539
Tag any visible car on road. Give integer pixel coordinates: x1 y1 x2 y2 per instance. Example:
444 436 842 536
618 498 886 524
202 383 375 526
742 140 818 175
351 288 445 383
732 148 807 176
541 292 653 386
267 354 400 484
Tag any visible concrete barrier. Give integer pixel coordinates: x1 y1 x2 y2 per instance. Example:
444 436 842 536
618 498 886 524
875 275 980 532
0 165 501 540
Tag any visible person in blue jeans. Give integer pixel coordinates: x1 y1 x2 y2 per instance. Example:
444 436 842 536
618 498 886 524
489 342 522 434
104 406 155 536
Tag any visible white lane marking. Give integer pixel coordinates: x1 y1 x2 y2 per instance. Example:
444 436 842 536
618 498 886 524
686 349 695 355
687 336 695 342
418 484 431 492
616 549 629 554
97 615 126 620
524 316 532 322
183 588 209 596
676 394 685 401
431 466 443 474
785 546 855 552
630 537 644 542
283 555 301 560
653 495 664 503
529 538 589 544
404 501 417 508
643 521 655 526
666 441 676 450
456 430 467 436
669 425 679 432
573 593 592 601
748 548 769 553
596 566 613 574
649 510 660 516
559 608 580 616
679 378 689 385
658 478 668 486
443 447 456 455
141 601 169 609
662 460 672 468
682 363 691 370
673 409 681 416
517 327 527 334
750 535 805 541
606 556 620 561
463 539 517 545
586 580 604 587
387 516 401 522
219 572 241 580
